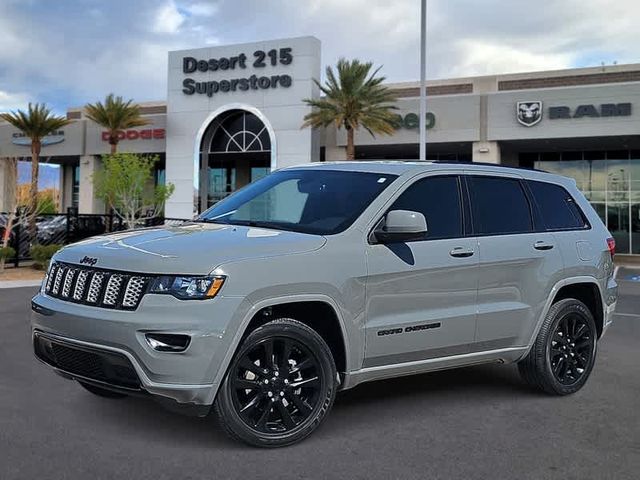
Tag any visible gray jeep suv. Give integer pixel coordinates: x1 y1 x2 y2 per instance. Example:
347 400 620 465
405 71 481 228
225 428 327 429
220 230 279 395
31 161 618 447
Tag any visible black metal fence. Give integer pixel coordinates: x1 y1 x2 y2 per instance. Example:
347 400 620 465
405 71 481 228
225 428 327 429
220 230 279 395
0 209 190 267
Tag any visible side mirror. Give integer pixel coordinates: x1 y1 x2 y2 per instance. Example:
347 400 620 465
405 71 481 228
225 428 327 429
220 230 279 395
374 210 427 244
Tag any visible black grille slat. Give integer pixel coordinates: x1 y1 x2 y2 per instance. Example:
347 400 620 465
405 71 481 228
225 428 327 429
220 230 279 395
44 262 149 310
52 344 105 380
35 336 141 390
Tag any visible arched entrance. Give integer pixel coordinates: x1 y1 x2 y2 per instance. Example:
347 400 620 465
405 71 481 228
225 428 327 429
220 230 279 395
197 108 274 211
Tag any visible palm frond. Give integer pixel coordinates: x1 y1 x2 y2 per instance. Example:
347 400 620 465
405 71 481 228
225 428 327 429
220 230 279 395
0 103 72 141
85 93 151 131
302 58 397 139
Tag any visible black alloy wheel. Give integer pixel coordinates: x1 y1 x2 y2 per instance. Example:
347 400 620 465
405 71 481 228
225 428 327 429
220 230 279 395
215 318 337 447
549 312 594 385
518 298 598 395
231 337 321 433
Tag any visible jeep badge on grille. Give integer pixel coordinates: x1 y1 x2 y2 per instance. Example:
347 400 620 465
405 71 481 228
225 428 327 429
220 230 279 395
79 256 98 266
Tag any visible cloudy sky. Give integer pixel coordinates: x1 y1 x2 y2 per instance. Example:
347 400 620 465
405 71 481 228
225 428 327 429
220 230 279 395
1 0 639 113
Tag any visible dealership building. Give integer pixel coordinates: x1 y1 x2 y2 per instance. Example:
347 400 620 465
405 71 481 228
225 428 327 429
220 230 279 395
1 36 640 254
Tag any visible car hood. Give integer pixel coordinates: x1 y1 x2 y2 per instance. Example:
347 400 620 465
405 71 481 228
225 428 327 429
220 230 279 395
53 223 327 275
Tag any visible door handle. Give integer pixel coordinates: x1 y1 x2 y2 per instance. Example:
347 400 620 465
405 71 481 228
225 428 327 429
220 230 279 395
449 247 475 258
534 240 554 251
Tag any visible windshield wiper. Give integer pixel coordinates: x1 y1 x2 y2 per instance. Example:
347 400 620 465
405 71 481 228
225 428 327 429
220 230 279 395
192 218 223 224
195 210 237 224
225 220 300 232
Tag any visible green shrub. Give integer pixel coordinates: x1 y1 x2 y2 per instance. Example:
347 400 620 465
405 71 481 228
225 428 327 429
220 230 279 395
30 244 62 270
0 246 16 260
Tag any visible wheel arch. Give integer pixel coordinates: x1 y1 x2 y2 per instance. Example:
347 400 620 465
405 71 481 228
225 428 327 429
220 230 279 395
208 294 352 404
552 281 604 338
526 276 605 358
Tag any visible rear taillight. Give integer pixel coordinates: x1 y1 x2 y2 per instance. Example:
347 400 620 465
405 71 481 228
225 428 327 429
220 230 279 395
606 237 616 259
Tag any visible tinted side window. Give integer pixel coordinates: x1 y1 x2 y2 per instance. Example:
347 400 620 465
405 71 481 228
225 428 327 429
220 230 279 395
527 180 587 230
468 176 533 235
390 176 462 239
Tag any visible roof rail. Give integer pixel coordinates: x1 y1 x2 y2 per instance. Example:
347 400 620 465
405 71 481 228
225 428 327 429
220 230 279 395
430 160 548 173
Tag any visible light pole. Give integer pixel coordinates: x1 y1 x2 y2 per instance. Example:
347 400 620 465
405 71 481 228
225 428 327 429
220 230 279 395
419 0 427 161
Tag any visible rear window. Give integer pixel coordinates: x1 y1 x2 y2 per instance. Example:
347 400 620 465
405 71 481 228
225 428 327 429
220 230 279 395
468 176 533 235
526 180 588 230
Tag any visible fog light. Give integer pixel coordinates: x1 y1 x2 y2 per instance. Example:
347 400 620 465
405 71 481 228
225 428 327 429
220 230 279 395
145 333 191 352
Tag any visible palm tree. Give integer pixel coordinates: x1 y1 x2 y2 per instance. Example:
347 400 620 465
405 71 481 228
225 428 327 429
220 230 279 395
302 58 397 160
0 104 71 237
85 94 150 154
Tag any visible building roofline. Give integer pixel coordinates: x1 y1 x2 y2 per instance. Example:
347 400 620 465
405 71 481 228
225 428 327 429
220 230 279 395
59 62 640 115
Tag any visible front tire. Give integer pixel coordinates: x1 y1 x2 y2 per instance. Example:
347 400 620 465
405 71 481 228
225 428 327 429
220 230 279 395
518 298 597 395
214 318 337 447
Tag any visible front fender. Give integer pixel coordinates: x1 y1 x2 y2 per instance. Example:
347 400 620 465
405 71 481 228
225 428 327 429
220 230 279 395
202 291 361 405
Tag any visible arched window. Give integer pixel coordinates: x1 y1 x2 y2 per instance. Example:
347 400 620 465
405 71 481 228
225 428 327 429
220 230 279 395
199 110 271 209
208 111 271 154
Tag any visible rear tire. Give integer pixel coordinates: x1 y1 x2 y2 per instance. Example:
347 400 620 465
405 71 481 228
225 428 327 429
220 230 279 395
214 318 337 447
78 381 127 399
518 298 597 395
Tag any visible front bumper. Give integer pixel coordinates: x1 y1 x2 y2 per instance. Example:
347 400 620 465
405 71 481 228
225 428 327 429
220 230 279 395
31 290 247 410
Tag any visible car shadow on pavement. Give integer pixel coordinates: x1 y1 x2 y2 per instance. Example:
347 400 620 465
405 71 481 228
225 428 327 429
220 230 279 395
337 362 531 408
67 392 232 448
65 362 533 449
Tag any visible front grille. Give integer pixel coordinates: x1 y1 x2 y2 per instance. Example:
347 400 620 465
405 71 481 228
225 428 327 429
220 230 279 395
45 262 151 310
34 334 141 389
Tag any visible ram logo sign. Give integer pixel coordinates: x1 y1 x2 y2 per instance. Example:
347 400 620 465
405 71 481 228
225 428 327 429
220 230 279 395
516 101 543 127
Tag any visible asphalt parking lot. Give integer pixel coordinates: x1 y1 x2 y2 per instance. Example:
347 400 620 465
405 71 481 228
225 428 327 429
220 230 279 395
1 270 639 480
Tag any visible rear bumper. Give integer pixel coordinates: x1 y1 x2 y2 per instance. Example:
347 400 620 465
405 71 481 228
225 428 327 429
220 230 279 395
602 276 618 336
602 301 616 336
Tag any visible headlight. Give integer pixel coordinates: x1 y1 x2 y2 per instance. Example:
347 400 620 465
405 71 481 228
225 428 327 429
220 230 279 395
148 275 225 300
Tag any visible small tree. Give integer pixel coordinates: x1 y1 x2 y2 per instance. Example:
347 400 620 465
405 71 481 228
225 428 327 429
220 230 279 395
0 104 71 236
0 156 55 271
302 58 398 160
94 153 174 229
85 94 150 154
0 156 18 272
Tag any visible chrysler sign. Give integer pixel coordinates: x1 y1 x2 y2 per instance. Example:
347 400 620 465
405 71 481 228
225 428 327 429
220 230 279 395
12 130 65 146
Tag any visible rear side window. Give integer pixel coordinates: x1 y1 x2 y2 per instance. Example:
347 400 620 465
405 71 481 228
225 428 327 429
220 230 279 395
526 180 588 230
390 176 462 240
468 176 533 235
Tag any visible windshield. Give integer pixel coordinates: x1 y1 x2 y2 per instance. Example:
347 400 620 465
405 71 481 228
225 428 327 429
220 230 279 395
197 169 398 235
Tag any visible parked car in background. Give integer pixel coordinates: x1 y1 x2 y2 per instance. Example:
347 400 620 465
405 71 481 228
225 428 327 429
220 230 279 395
31 161 617 447
36 216 67 244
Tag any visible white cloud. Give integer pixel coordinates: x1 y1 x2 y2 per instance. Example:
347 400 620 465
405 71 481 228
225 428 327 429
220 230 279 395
448 40 572 78
152 1 185 34
204 36 220 45
1 0 640 112
184 1 218 17
0 90 31 112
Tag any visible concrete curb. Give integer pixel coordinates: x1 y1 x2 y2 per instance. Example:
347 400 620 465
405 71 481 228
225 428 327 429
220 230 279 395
0 280 42 289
